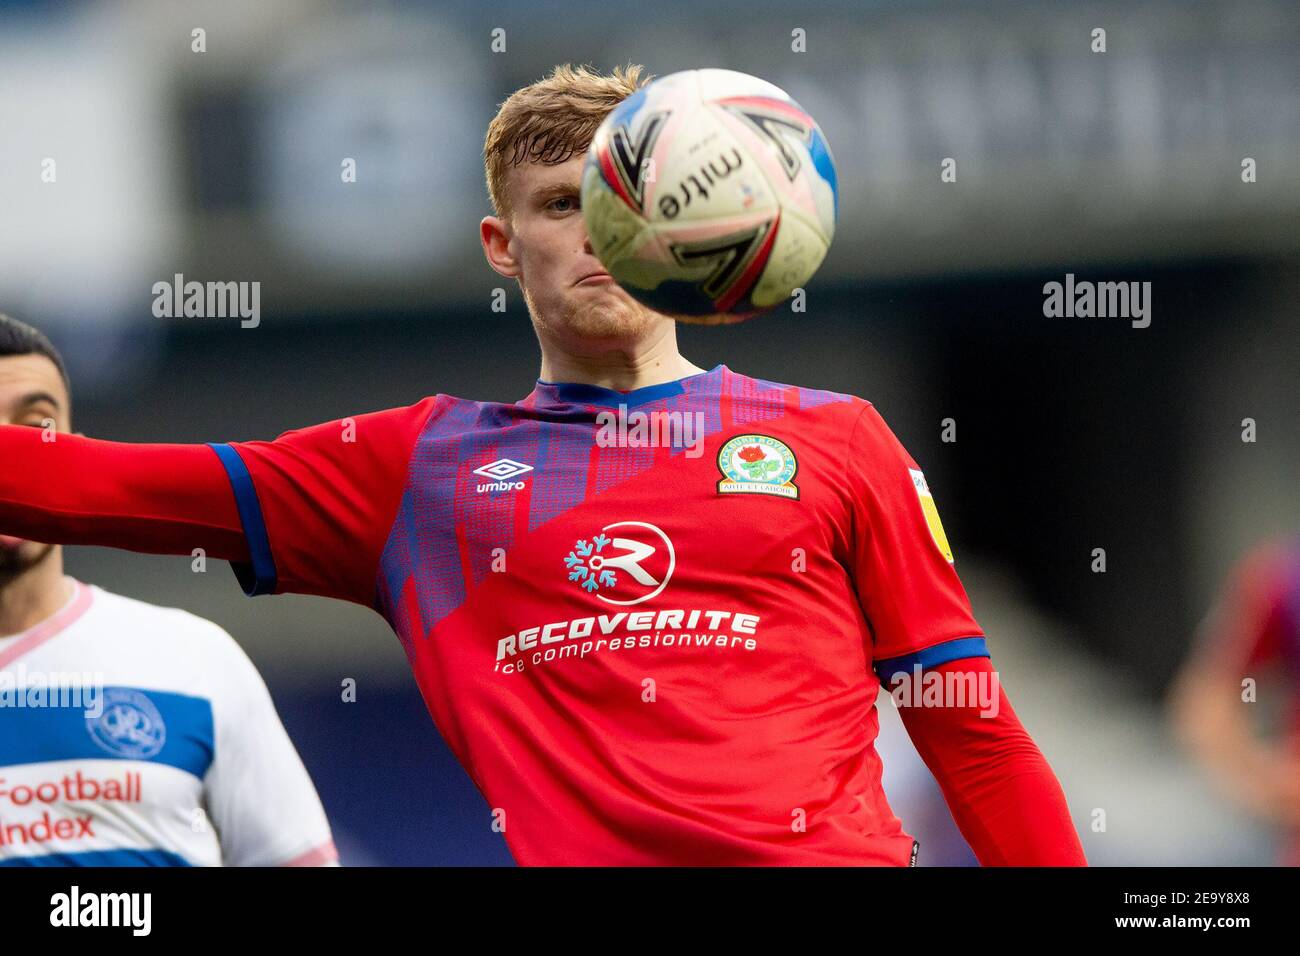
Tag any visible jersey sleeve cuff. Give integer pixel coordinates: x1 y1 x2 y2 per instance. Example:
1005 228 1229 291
873 636 990 683
207 443 278 597
275 839 339 867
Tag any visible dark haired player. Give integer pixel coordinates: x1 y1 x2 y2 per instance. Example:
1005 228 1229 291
0 316 336 866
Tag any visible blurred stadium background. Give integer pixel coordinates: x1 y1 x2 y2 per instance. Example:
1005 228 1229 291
2 0 1298 864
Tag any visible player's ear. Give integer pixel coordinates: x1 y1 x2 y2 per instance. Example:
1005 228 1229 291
480 215 520 279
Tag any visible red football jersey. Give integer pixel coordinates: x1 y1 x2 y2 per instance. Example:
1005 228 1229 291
209 364 988 864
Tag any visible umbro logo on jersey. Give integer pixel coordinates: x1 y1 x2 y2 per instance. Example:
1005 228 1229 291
474 458 533 481
474 458 533 493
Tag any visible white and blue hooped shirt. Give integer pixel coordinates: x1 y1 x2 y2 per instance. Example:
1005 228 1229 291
0 578 336 866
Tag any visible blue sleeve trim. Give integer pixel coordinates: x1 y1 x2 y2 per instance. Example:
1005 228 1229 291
207 443 278 597
874 636 990 684
0 849 193 867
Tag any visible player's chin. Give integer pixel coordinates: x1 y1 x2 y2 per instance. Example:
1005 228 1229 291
560 297 661 340
0 541 52 580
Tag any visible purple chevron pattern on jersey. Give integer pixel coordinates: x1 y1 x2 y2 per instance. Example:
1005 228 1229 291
375 365 854 644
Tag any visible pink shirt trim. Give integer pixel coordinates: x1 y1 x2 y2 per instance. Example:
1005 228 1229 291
277 840 340 867
0 580 92 671
0 578 94 670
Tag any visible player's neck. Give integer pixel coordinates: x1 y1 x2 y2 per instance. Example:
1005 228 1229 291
538 344 708 393
0 552 70 638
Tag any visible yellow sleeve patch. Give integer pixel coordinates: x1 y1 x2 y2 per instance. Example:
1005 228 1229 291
909 468 954 563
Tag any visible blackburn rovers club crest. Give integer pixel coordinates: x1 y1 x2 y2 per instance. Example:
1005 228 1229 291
86 688 167 759
716 434 799 499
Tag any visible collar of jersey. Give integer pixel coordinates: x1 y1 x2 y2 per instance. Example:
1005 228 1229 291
533 363 725 409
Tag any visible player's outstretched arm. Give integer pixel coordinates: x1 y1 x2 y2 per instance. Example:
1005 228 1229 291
894 656 1088 866
0 424 249 560
844 403 1085 864
1 396 441 607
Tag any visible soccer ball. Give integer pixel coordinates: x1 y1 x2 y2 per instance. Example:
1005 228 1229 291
581 68 838 325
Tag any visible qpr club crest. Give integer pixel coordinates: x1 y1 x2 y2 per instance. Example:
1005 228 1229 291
716 434 799 499
86 688 167 760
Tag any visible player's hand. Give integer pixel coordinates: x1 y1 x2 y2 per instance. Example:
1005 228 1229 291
1232 753 1300 827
